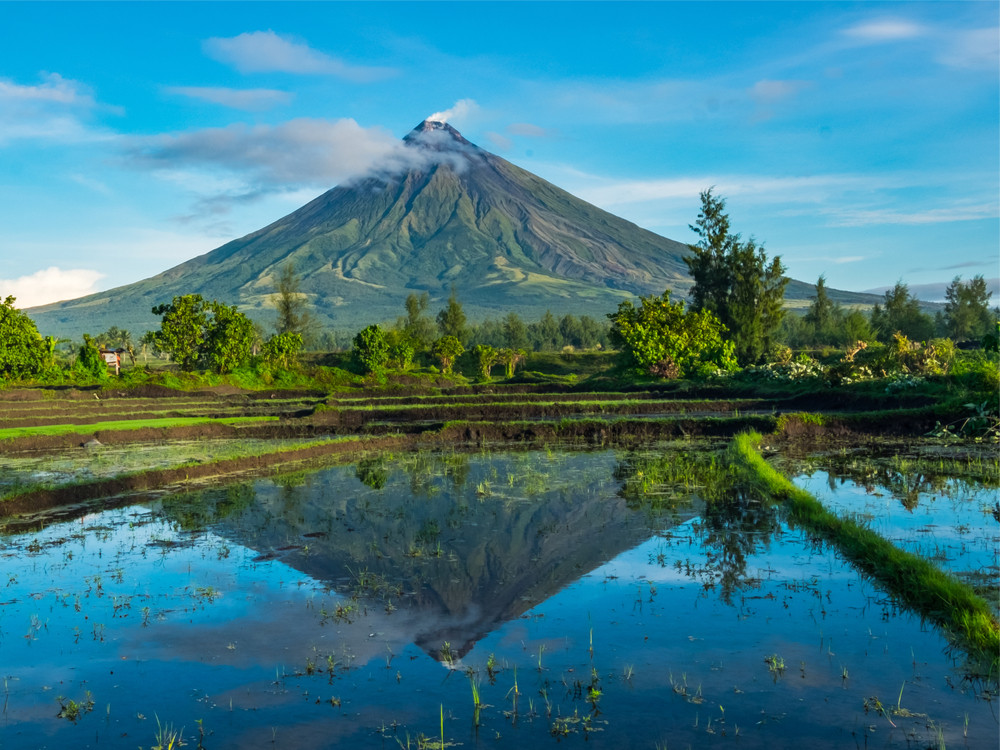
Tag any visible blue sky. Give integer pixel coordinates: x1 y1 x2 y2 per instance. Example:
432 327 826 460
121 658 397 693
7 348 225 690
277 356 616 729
1 1 997 308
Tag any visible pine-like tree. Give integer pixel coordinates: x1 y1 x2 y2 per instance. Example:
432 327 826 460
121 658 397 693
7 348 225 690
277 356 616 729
685 189 788 364
436 286 467 341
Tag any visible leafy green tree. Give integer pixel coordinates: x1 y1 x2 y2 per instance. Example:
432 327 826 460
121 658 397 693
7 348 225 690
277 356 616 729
473 344 498 380
943 275 993 342
275 262 314 344
352 324 389 374
870 282 935 342
608 291 738 378
431 335 464 374
0 296 49 380
151 294 210 371
529 310 560 351
436 286 467 341
685 189 788 364
201 302 256 373
261 332 303 369
75 334 107 379
842 309 874 343
399 292 436 351
497 348 527 378
502 312 529 350
387 341 415 370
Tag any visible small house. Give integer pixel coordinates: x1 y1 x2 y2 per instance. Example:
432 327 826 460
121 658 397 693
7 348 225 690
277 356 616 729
99 348 125 376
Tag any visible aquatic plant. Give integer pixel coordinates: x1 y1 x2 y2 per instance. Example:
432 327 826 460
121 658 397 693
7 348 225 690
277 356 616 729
728 432 1000 672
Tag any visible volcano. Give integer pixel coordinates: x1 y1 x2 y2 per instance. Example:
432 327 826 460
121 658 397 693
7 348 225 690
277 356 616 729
28 120 870 337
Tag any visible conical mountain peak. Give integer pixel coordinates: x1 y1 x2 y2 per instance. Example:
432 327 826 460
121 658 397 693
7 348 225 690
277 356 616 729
403 119 476 151
28 117 869 339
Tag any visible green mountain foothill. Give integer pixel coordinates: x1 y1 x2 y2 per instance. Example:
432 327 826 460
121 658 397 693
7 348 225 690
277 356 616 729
27 120 879 338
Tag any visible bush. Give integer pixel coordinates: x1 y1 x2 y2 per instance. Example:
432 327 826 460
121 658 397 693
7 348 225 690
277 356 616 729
352 325 389 374
607 292 738 379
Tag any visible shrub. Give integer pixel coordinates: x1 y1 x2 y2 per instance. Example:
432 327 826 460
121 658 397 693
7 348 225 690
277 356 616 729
352 325 389 374
432 336 464 375
607 291 738 379
261 332 303 370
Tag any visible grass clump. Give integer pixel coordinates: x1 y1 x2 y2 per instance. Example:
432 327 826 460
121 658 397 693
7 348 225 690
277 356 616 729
727 431 1000 673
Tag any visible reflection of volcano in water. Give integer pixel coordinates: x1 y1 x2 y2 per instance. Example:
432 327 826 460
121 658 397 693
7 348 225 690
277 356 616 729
191 451 694 662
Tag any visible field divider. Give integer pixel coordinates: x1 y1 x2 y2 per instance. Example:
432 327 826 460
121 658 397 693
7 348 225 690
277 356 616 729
726 431 1000 673
0 433 414 519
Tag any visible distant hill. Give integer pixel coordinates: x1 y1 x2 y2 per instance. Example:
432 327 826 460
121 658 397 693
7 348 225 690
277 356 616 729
27 120 881 338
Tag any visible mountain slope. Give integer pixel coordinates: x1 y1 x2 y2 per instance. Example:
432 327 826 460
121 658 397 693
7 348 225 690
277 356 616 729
27 121 877 337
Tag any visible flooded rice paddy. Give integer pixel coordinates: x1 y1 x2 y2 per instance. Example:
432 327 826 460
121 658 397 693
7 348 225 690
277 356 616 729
0 447 996 749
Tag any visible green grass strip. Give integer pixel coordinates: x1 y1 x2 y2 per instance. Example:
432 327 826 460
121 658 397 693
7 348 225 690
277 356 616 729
0 416 277 441
728 431 999 672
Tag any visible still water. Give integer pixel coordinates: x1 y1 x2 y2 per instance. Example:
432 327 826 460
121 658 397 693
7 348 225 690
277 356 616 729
0 448 995 749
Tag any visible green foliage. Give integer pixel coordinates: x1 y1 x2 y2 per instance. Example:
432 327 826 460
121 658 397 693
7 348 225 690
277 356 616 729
608 291 738 378
150 294 258 373
398 292 436 351
943 275 993 342
388 341 415 371
436 286 467 341
502 312 529 350
870 282 935 342
432 335 464 374
0 296 49 381
728 433 999 668
275 262 315 344
685 189 789 364
472 344 498 380
982 321 1000 353
530 310 560 351
352 324 389 374
151 294 210 371
261 331 303 369
201 302 256 374
75 334 107 379
497 348 527 378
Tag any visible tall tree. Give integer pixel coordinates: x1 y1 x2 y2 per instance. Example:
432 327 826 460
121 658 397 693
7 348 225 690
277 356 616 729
502 312 529 350
399 292 435 350
685 189 788 364
151 294 210 371
943 275 993 342
436 286 467 341
0 296 49 380
869 282 935 342
201 302 256 374
275 263 314 343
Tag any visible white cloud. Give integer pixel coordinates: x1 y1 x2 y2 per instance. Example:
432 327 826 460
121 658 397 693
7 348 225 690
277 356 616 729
0 267 104 308
937 27 1000 70
0 73 108 145
68 173 112 195
484 131 512 151
427 99 479 125
507 122 551 138
0 72 92 104
204 31 396 81
126 117 479 196
828 203 999 227
126 118 402 188
749 79 811 104
842 18 926 42
166 86 294 111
